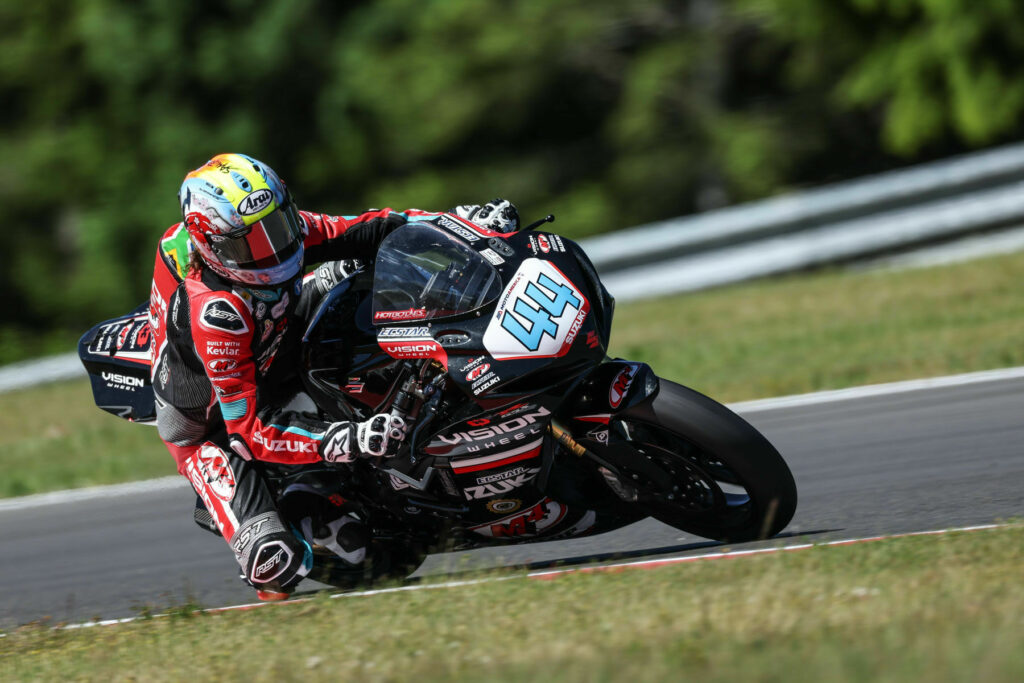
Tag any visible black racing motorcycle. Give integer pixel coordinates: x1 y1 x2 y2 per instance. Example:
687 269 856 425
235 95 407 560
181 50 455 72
79 213 797 587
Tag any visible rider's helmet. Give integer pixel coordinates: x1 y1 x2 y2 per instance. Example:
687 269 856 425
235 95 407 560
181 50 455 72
179 153 306 286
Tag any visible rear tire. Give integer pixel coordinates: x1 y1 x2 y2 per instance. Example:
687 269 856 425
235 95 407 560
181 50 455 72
610 379 797 542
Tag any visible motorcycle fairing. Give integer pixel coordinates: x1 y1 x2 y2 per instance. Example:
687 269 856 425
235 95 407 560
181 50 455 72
78 302 156 423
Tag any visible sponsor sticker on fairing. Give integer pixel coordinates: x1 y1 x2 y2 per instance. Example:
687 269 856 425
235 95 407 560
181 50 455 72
374 307 428 322
465 363 491 382
486 499 522 514
378 326 431 338
608 366 637 409
480 248 505 266
464 466 542 500
471 371 500 395
586 426 610 444
437 215 481 242
470 497 568 538
482 259 589 360
377 326 447 366
442 407 551 449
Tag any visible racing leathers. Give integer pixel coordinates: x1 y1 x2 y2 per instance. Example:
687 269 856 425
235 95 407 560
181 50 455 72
149 207 426 593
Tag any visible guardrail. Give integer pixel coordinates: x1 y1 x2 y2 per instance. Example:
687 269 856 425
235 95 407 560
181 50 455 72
5 141 1024 392
585 140 1024 274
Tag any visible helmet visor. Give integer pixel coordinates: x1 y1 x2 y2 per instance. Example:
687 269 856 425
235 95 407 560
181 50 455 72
207 202 303 271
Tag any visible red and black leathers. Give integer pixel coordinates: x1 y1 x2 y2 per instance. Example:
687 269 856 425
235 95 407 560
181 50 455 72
149 207 427 590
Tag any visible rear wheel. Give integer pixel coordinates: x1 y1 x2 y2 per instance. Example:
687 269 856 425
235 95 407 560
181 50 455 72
599 379 796 542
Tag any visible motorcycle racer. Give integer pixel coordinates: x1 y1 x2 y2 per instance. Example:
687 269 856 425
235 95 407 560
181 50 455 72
149 152 517 599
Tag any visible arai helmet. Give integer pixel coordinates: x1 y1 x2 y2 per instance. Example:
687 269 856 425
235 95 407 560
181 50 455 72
179 153 305 286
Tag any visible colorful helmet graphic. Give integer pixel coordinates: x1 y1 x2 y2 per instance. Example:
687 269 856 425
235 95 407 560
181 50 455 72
179 153 306 286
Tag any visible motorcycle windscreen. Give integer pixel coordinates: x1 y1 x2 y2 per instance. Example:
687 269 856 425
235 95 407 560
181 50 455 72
372 222 501 323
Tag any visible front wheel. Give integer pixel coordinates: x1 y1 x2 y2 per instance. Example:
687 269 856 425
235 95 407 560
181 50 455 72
600 379 797 542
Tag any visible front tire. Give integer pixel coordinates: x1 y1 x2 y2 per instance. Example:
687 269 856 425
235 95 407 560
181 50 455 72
607 379 797 542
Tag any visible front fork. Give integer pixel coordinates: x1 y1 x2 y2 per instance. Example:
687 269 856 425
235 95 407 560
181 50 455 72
550 358 662 487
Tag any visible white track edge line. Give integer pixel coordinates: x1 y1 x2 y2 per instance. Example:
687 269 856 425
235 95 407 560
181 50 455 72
727 366 1024 413
0 476 189 513
8 522 1012 636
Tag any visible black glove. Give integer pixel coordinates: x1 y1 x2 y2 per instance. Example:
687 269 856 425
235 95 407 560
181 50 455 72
320 413 408 463
451 199 520 233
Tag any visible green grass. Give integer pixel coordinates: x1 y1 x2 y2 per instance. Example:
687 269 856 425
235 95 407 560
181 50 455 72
0 379 174 497
609 251 1024 402
4 250 1024 498
3 525 1022 681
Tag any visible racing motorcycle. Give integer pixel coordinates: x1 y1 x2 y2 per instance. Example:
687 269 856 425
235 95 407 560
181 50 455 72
79 213 797 587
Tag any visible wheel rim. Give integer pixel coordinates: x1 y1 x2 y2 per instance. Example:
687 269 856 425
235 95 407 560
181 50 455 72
604 418 757 531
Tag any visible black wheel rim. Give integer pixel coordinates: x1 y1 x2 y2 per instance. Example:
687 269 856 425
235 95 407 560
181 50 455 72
607 418 756 531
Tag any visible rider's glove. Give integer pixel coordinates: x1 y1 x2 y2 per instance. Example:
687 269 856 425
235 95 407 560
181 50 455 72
320 413 408 463
450 199 520 233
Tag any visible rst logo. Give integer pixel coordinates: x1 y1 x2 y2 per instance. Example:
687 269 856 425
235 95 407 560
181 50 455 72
482 259 589 360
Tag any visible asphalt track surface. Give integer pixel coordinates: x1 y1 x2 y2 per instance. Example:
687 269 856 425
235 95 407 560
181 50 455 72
2 373 1022 628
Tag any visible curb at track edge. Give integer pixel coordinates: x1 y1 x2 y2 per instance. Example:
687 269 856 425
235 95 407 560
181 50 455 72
6 522 1014 636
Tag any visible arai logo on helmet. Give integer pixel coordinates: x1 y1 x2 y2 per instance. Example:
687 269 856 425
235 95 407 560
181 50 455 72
237 189 274 216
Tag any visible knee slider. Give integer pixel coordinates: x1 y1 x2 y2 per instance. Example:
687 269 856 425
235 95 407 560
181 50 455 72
231 512 312 590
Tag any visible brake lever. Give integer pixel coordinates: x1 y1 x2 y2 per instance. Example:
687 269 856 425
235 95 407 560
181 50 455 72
521 214 555 232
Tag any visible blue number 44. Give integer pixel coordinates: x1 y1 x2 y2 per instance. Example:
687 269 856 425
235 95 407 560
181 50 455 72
500 273 581 351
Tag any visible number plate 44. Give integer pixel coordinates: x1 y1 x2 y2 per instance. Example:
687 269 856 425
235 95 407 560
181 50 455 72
483 259 589 360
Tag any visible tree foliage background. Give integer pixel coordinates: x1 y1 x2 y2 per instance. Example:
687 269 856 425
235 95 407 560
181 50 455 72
3 0 1024 361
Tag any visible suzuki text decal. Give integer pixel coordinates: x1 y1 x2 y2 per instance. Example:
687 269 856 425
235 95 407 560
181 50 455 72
483 259 589 360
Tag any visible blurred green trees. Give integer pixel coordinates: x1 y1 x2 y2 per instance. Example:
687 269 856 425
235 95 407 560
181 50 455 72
2 0 1024 360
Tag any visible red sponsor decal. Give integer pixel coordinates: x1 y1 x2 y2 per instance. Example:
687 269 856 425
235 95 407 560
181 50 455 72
466 363 491 382
117 325 131 349
608 367 636 409
374 308 428 322
135 323 151 348
197 446 236 502
486 498 567 538
207 359 238 373
380 339 448 368
585 330 600 349
537 235 551 253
